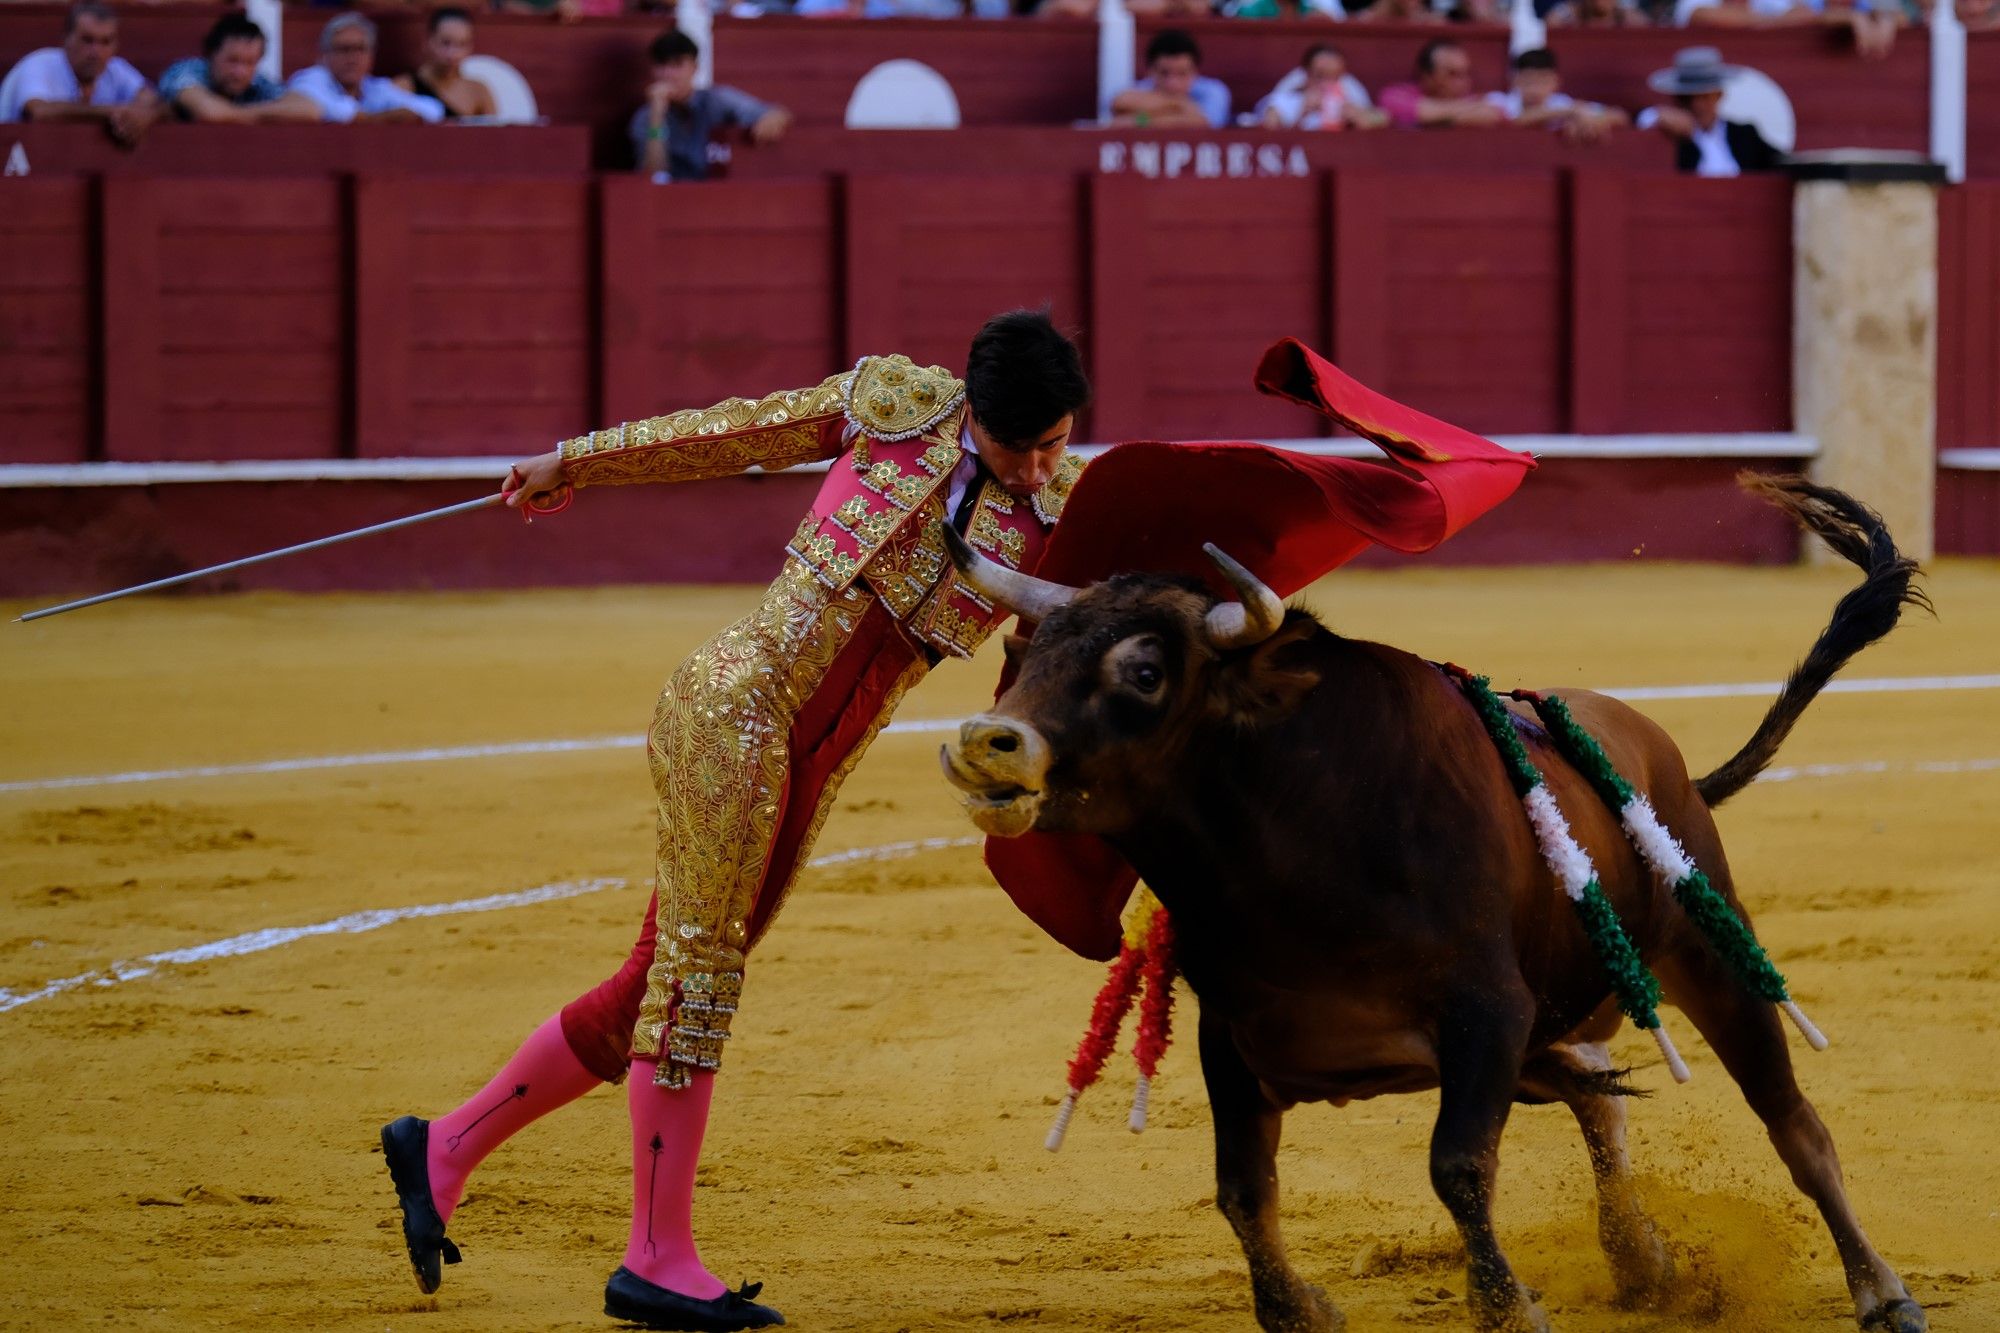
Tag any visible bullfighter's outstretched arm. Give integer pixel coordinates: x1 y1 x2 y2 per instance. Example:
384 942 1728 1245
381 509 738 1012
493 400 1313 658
556 370 856 489
503 356 968 507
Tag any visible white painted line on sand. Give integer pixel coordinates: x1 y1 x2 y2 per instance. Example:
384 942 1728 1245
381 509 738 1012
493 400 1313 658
0 736 646 795
1755 756 2000 784
1 674 1994 797
1604 674 2000 702
0 835 990 1016
0 876 627 1015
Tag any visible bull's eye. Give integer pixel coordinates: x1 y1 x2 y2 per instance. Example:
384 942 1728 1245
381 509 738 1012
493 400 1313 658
1129 663 1163 693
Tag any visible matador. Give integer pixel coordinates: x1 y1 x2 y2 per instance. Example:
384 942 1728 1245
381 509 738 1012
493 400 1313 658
380 311 1093 1331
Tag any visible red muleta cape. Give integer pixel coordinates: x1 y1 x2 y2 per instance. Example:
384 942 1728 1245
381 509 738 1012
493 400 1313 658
985 338 1536 960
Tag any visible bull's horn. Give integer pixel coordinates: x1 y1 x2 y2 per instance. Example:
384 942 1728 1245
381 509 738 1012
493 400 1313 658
943 525 1078 623
1202 543 1284 649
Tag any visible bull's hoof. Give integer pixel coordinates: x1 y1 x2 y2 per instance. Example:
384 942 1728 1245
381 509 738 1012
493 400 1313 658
1252 1281 1345 1333
1470 1291 1551 1333
1603 1221 1675 1309
1859 1298 1927 1333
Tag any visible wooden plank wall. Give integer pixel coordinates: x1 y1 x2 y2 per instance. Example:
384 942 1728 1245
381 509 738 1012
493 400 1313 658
0 167 1823 466
0 179 94 464
598 177 842 426
1089 175 1328 441
709 19 1099 128
1938 183 2000 454
1569 172 1792 434
1335 171 1567 434
101 178 346 461
1937 472 2000 555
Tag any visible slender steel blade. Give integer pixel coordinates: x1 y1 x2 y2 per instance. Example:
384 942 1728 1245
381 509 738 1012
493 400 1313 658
16 491 507 624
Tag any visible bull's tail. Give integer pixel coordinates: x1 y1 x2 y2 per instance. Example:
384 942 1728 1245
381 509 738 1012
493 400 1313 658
1694 473 1931 809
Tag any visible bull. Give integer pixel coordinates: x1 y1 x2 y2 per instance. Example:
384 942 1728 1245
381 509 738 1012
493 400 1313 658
938 476 1928 1333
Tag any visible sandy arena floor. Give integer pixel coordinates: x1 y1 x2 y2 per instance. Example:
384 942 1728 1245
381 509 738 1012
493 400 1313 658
2 558 1997 1333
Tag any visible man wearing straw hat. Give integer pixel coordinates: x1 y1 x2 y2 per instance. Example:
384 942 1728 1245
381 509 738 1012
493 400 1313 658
1636 46 1785 176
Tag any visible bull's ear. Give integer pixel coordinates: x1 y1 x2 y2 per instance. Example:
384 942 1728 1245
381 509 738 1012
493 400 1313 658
1001 633 1032 670
1214 617 1321 723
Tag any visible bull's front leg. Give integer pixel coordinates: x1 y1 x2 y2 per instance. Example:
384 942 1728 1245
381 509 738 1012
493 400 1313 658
1431 987 1549 1333
1198 1010 1343 1333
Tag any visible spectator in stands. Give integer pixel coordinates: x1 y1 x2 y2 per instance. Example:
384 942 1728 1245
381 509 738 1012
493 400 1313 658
393 8 496 119
799 0 1010 14
1545 0 1652 26
1484 46 1629 139
1224 0 1345 18
631 29 789 183
1349 0 1449 23
1109 29 1230 129
492 0 624 21
1256 44 1388 128
289 14 447 123
1637 46 1783 173
156 14 322 124
1678 0 1899 57
1377 39 1505 127
0 2 160 146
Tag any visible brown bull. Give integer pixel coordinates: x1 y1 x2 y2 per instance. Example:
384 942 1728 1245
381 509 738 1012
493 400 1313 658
940 476 1929 1333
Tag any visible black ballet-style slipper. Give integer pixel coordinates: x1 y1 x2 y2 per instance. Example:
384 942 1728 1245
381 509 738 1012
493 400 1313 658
603 1266 786 1331
380 1115 463 1294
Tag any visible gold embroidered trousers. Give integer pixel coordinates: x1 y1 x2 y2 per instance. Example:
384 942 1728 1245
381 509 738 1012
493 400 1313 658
627 560 927 1088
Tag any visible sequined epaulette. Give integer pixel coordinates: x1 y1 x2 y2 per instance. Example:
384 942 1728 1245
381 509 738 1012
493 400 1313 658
1030 451 1087 525
842 354 966 442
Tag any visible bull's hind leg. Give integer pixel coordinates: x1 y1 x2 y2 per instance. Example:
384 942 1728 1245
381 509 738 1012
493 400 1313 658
1544 1040 1674 1306
1658 948 1925 1332
1432 987 1549 1333
1197 1011 1344 1333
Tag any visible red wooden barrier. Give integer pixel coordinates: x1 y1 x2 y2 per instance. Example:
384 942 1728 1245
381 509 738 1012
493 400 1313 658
708 17 1098 128
1974 31 2000 179
356 178 596 456
0 122 590 176
1091 174 1332 440
842 173 1088 383
101 176 347 461
730 123 1667 177
1938 183 2000 453
0 178 93 465
1568 171 1792 434
0 166 1811 465
1334 169 1567 434
1937 472 2000 554
599 177 842 426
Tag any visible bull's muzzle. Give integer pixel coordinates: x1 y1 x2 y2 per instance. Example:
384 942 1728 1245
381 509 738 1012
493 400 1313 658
939 714 1052 837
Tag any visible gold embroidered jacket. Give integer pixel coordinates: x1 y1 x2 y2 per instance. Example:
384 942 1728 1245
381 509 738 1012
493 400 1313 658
558 354 1085 661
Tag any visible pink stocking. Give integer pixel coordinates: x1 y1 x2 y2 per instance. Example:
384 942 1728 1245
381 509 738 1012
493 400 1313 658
622 1059 726 1299
425 1014 601 1223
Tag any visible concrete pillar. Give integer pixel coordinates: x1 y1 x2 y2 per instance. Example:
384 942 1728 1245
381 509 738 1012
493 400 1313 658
1790 151 1946 563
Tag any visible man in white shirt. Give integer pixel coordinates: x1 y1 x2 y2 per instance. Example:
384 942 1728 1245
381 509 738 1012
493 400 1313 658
0 2 161 146
1636 47 1783 175
286 13 446 125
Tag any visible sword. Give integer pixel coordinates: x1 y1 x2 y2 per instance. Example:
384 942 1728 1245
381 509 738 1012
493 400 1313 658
17 489 524 624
